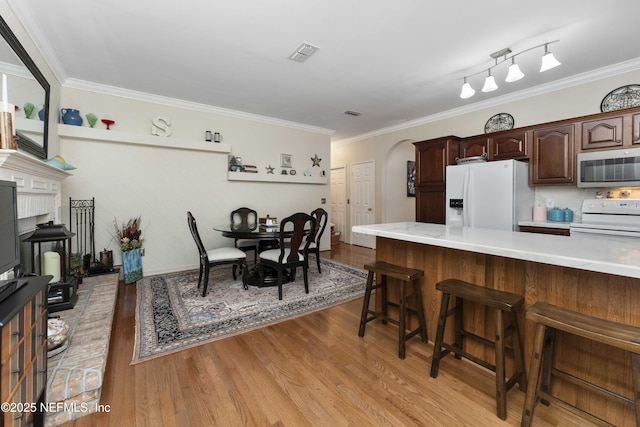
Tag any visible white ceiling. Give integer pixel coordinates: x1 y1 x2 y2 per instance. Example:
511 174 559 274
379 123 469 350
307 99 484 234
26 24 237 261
8 0 640 141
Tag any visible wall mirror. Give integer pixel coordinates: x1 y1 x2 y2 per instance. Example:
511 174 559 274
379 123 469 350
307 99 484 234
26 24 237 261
0 15 49 159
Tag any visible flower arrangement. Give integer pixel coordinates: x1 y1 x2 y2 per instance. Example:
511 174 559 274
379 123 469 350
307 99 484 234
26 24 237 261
114 216 143 252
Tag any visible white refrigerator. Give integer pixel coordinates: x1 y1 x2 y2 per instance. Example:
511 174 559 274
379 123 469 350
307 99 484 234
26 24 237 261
445 159 534 231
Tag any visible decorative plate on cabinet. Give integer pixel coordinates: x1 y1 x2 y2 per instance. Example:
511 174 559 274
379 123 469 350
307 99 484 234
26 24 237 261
600 84 640 112
484 113 514 133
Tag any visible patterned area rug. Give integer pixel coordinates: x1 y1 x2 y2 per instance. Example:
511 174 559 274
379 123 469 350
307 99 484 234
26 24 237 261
132 258 368 364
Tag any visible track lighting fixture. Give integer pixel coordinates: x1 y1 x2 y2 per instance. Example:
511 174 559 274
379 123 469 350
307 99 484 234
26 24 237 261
459 40 560 99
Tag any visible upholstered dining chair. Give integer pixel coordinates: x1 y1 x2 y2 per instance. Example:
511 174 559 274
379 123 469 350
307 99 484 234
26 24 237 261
230 207 262 263
306 208 328 273
258 212 316 300
187 211 248 296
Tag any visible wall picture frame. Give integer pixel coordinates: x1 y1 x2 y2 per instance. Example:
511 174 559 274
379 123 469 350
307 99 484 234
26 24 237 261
407 160 416 197
280 153 292 168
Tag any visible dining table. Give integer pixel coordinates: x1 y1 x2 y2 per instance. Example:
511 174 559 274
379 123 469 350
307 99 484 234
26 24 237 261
213 223 298 287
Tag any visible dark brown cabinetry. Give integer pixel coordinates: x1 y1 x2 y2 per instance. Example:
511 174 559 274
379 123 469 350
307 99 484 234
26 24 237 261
414 137 459 223
1 277 49 427
633 113 640 145
488 130 528 160
531 124 575 185
459 136 488 159
581 116 624 150
519 226 570 236
414 106 640 221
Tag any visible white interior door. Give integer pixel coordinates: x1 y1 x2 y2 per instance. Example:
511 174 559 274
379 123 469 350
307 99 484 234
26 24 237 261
351 160 376 248
330 166 346 242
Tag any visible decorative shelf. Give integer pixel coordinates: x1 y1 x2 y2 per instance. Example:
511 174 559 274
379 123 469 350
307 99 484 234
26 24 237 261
227 171 328 184
15 117 46 133
57 124 231 153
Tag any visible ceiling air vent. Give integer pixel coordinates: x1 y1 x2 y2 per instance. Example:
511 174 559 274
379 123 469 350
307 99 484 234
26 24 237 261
288 43 319 63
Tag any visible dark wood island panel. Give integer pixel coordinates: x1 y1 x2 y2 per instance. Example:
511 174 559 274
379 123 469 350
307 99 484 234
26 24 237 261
376 236 640 426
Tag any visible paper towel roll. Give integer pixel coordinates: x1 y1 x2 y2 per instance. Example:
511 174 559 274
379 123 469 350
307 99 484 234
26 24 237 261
533 205 547 222
43 251 61 282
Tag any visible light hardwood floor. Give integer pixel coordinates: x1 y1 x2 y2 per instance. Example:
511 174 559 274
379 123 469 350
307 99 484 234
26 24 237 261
62 243 596 427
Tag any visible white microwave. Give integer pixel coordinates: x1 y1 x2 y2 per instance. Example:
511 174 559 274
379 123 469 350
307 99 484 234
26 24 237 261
576 147 640 188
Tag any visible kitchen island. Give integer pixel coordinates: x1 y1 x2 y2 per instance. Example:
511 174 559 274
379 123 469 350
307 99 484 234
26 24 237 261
353 222 640 425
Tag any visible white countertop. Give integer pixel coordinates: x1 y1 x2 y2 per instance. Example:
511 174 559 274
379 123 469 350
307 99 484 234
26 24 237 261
352 222 640 279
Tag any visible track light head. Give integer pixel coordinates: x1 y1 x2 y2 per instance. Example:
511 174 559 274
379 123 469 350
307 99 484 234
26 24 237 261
540 44 561 72
460 77 475 99
481 70 498 92
505 57 525 82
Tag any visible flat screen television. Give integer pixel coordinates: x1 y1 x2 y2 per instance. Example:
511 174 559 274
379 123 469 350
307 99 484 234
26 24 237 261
0 179 19 276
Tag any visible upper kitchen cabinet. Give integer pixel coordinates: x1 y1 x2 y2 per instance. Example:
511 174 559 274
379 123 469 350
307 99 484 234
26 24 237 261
579 108 640 150
580 115 624 150
531 124 575 185
459 136 488 159
633 113 640 145
414 136 460 187
488 129 528 160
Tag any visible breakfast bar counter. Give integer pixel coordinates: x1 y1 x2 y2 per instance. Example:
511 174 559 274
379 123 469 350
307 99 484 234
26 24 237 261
353 222 640 425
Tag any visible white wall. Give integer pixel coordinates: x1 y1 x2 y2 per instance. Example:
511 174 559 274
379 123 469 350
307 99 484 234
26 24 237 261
332 68 640 235
59 89 331 275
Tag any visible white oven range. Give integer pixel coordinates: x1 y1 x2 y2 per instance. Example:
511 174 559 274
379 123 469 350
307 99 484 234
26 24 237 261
570 199 640 239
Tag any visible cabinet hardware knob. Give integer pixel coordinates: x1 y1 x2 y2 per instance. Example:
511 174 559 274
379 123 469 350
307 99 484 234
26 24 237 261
616 139 622 144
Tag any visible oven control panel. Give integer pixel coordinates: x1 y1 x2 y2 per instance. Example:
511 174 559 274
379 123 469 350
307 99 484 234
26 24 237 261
582 199 640 215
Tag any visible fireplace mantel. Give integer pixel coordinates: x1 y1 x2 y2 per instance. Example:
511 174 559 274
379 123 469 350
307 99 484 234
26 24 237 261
0 149 71 182
0 149 71 234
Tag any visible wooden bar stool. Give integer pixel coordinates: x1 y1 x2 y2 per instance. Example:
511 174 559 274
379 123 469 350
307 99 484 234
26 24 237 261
521 302 640 427
430 278 526 420
358 261 428 359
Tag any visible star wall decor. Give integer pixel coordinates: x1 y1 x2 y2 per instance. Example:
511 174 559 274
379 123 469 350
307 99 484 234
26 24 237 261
266 164 275 174
311 154 322 167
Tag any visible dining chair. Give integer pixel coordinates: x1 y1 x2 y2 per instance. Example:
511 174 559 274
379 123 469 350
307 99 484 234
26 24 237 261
306 208 328 273
258 212 316 300
230 207 262 263
187 211 248 296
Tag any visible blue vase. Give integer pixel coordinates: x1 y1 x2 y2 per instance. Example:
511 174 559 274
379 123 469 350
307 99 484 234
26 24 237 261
38 107 45 121
122 248 143 284
61 108 83 126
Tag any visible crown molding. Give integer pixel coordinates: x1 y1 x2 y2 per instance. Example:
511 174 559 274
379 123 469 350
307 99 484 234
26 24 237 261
64 78 335 136
333 57 640 146
6 0 67 84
